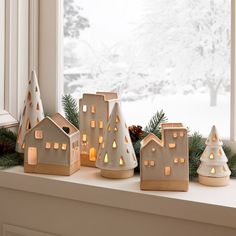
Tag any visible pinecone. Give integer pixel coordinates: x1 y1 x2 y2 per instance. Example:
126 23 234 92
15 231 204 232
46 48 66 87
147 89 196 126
128 125 144 143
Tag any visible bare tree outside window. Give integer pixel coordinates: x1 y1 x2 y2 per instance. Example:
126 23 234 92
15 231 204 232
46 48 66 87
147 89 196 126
63 0 230 138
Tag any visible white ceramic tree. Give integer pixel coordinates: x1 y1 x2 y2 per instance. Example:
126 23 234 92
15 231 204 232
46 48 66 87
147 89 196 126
197 125 231 186
16 70 44 153
96 103 137 179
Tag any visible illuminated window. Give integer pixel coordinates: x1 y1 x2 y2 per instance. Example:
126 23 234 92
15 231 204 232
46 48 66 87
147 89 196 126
179 131 184 137
89 147 96 161
112 140 117 148
28 147 37 165
168 143 176 149
209 153 214 159
104 153 108 163
54 143 59 149
82 134 87 142
45 142 51 149
115 116 120 123
21 143 25 149
102 142 105 149
149 160 155 166
119 156 124 166
98 136 103 144
90 120 96 128
173 132 177 138
107 125 111 131
180 158 185 163
125 136 128 144
91 105 96 113
99 121 103 129
164 166 171 176
83 105 87 112
152 148 156 152
210 167 216 174
173 158 178 163
35 130 43 139
212 133 217 142
62 143 67 150
144 160 148 166
26 119 31 130
114 126 118 132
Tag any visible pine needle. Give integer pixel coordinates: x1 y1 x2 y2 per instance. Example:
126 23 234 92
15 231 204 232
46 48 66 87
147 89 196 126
62 94 80 129
0 153 23 168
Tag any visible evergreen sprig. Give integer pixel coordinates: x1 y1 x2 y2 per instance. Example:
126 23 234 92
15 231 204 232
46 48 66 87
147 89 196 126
144 109 167 138
0 153 23 168
62 94 80 129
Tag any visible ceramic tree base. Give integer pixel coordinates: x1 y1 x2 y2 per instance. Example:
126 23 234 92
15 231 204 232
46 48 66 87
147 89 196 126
101 169 134 179
198 175 230 187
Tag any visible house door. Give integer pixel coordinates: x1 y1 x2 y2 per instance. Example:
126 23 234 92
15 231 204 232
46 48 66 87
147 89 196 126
89 147 96 161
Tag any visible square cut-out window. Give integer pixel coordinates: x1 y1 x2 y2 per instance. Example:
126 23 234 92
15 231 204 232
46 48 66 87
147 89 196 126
168 143 176 149
54 143 59 150
173 132 178 138
83 105 87 112
99 121 103 129
173 158 178 163
90 120 96 128
62 143 67 150
91 105 96 113
180 158 185 163
144 160 148 166
179 131 184 137
35 130 43 139
45 142 51 149
150 160 155 166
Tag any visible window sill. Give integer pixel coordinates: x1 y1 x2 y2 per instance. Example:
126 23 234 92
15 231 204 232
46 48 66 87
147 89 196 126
0 166 235 229
0 110 18 128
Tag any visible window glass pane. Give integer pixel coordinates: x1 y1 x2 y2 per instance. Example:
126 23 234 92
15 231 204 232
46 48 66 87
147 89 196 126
64 0 231 138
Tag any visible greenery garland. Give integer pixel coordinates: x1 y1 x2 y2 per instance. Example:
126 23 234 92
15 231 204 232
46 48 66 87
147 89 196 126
0 94 235 180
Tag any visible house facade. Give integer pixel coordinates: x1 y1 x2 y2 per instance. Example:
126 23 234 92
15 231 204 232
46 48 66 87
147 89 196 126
24 113 80 175
140 123 189 191
79 92 119 167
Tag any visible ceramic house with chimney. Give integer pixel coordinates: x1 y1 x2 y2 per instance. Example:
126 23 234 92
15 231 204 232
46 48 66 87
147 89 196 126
24 113 80 176
140 123 189 191
79 92 119 167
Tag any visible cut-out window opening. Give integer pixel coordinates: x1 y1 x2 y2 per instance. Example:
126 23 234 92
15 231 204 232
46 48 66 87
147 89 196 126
82 105 87 112
150 160 155 166
62 143 67 150
112 140 117 148
26 120 31 130
125 136 128 144
164 166 171 176
35 86 38 92
89 147 96 161
115 116 120 123
107 125 111 131
36 103 40 111
144 160 148 166
36 118 40 123
21 142 25 149
104 153 108 163
102 142 105 149
212 133 217 142
119 156 124 166
179 131 184 137
114 126 118 132
35 130 43 139
173 132 177 138
45 142 51 149
82 134 87 142
99 121 103 129
173 158 178 163
180 158 185 163
90 120 96 128
91 105 96 113
127 149 129 153
168 143 175 149
62 126 70 134
27 91 31 101
210 167 216 174
218 148 222 156
152 148 156 152
209 153 214 159
23 106 26 116
28 147 37 165
98 136 103 144
54 143 59 150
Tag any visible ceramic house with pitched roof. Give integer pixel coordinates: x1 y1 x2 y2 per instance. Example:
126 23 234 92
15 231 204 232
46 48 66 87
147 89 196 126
24 113 80 176
140 123 189 191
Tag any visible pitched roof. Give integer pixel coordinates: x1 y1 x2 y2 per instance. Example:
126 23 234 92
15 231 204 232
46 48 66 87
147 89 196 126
141 133 163 149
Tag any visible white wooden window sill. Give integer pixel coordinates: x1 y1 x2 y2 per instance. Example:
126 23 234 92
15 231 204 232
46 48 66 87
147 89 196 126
0 166 236 233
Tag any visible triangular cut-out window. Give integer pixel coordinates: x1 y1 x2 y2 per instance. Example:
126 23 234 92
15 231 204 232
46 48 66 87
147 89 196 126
35 86 38 92
26 119 31 130
212 134 217 142
125 136 128 144
119 156 124 166
104 153 108 163
112 140 117 148
36 103 40 110
28 92 31 101
115 116 120 123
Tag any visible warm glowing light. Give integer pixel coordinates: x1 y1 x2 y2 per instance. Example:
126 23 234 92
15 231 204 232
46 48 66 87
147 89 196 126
115 116 120 123
91 105 96 113
62 143 67 150
125 136 128 144
119 156 124 166
173 158 178 163
164 166 171 176
35 130 43 139
112 140 117 148
144 160 148 166
104 153 108 163
210 167 216 174
152 148 156 152
45 142 51 149
82 134 87 142
114 126 118 132
102 142 105 149
89 147 96 161
83 105 87 112
173 132 177 138
180 158 185 163
150 160 155 166
212 134 217 142
218 148 222 156
99 121 103 129
209 153 214 159
54 143 59 149
21 143 25 149
90 120 96 128
179 131 184 137
98 136 103 144
28 147 37 165
168 143 176 149
107 125 111 131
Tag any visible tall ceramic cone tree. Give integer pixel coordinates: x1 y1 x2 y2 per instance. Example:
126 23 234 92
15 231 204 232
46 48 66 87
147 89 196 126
197 125 231 186
16 70 44 153
96 103 138 179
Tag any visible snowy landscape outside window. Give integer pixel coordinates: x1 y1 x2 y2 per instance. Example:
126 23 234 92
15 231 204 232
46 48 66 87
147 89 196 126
63 0 231 138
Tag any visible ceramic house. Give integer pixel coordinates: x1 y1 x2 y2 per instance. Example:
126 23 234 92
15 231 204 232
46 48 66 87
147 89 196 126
79 92 119 167
140 123 189 191
24 113 80 176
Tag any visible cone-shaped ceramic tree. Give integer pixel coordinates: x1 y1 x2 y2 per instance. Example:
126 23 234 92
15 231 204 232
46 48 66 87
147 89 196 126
96 103 138 178
16 70 44 153
197 125 231 186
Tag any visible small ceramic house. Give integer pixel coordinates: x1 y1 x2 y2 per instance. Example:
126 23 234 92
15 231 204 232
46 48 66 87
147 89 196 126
140 123 189 191
79 92 119 167
24 113 80 176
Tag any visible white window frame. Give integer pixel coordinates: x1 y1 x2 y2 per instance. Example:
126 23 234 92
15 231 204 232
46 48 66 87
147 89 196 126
0 0 29 128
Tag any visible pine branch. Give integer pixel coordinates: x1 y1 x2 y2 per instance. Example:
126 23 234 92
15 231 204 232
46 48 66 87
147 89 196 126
228 154 236 177
144 109 167 138
62 94 80 129
0 153 23 168
0 128 17 155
